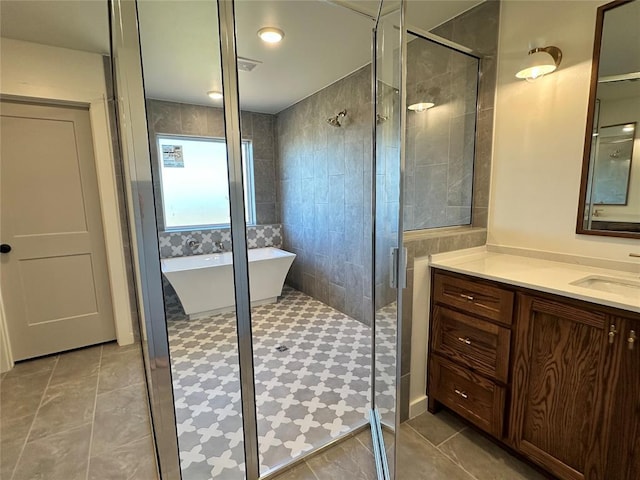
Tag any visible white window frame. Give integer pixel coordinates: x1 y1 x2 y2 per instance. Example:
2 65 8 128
157 134 255 231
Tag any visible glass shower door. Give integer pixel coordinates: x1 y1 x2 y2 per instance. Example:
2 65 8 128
372 1 405 479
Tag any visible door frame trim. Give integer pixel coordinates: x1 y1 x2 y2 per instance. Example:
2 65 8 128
0 82 135 369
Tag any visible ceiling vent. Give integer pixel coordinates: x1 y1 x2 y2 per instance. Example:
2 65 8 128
237 56 262 72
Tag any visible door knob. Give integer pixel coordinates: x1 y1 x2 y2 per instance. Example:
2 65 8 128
0 244 11 254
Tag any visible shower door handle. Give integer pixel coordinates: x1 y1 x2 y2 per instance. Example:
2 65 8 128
390 247 407 289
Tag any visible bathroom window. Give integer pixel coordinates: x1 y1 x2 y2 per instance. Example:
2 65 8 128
157 135 255 230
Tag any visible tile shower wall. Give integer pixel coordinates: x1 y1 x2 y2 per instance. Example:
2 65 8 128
431 0 500 229
275 66 373 325
404 38 479 230
404 1 499 231
145 99 278 228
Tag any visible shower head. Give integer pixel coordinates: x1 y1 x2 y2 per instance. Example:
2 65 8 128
327 110 347 127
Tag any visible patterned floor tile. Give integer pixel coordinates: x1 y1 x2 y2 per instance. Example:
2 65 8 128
167 286 397 479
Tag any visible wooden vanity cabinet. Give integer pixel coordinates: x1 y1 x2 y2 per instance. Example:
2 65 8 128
585 314 640 480
429 271 514 439
428 269 640 480
509 294 610 480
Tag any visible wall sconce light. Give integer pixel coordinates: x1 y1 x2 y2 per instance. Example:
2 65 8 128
515 46 562 81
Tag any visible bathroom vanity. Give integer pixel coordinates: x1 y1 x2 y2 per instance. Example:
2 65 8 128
427 247 640 480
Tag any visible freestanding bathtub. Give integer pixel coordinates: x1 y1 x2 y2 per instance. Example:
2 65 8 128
161 247 296 319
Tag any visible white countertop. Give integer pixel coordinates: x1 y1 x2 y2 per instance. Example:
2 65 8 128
429 246 640 314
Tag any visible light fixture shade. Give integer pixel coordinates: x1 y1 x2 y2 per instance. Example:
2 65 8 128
207 90 223 100
515 46 562 81
408 102 435 112
257 27 284 44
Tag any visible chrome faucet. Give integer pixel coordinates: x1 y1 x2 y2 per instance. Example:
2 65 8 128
214 241 225 252
186 237 201 250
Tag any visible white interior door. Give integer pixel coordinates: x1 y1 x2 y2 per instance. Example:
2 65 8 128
0 100 116 361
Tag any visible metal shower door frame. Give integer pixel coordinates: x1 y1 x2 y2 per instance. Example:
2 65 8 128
369 1 407 479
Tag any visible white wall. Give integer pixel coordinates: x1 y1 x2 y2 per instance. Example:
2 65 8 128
489 1 639 260
0 38 134 369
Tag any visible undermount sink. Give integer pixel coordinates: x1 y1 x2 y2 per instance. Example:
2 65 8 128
570 275 640 298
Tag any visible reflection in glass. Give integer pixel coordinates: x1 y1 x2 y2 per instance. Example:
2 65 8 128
136 2 247 478
404 33 479 231
580 0 640 234
374 3 403 477
591 123 635 206
233 0 376 476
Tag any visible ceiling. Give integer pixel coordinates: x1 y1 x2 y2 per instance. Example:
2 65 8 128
0 0 482 114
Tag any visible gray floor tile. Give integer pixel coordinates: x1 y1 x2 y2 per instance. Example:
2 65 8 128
397 425 475 480
407 410 467 446
48 344 102 386
88 434 158 480
101 341 141 359
306 436 376 480
12 423 92 480
1 355 57 380
29 374 98 441
0 370 51 420
98 348 145 393
271 461 318 480
1 440 24 480
91 382 152 456
437 427 547 480
1 412 34 447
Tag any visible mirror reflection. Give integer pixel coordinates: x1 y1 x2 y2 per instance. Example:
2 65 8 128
580 0 640 235
591 122 635 206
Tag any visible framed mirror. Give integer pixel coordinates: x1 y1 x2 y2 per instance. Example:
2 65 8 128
577 0 640 237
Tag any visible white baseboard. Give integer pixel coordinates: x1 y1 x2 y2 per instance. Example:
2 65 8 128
409 395 428 419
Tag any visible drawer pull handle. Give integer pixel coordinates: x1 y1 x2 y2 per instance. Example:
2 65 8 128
457 337 472 345
629 330 636 351
459 293 474 301
609 324 618 344
454 389 468 399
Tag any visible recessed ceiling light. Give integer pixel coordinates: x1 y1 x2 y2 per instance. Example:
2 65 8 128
408 102 435 112
207 90 223 100
257 27 284 44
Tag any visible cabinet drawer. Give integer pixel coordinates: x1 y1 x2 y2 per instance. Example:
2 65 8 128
432 306 511 382
430 356 505 438
433 272 514 326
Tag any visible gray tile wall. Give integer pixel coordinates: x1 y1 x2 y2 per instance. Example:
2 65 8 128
404 38 479 230
145 99 279 228
275 66 373 325
431 0 500 228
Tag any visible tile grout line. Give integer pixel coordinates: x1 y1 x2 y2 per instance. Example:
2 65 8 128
9 355 59 480
303 459 322 480
404 423 481 480
85 345 103 480
435 425 467 448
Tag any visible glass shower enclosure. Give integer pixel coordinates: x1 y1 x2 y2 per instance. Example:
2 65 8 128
108 0 407 478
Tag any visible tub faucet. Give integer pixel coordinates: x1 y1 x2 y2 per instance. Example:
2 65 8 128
186 237 201 250
214 241 225 252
